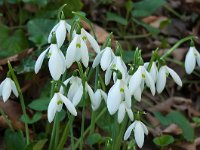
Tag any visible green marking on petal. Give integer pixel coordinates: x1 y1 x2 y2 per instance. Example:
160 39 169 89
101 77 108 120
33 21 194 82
82 36 87 41
57 100 63 105
76 43 81 48
142 73 145 78
120 88 124 93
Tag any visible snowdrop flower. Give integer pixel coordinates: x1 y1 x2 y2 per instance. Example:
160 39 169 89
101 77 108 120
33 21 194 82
48 20 71 48
129 66 155 101
156 65 182 93
93 89 107 111
60 76 83 107
35 44 66 81
48 92 77 123
144 62 158 83
185 46 200 74
107 78 132 119
81 28 100 53
0 78 18 102
124 120 148 148
92 47 115 71
105 56 127 85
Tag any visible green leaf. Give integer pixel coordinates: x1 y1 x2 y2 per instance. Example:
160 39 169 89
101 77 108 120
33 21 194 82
167 111 195 142
87 133 102 145
106 12 128 25
4 129 26 150
132 0 166 18
27 19 56 46
122 51 135 63
0 24 29 58
153 135 174 147
22 0 49 6
132 18 160 35
28 97 50 111
21 112 42 124
15 57 35 74
153 112 171 126
192 117 200 125
33 139 48 150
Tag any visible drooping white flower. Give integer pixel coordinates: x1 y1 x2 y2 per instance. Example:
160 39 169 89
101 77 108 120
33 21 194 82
185 46 200 74
107 79 132 120
144 62 158 83
0 78 18 102
129 66 155 101
92 47 115 71
105 56 127 85
156 65 182 93
60 76 83 107
81 28 100 54
93 89 107 111
66 34 89 68
35 44 66 81
47 92 77 123
48 20 71 48
124 120 148 148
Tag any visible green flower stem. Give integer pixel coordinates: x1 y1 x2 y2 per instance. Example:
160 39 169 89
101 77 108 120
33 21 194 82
69 115 75 150
74 107 107 149
8 62 30 145
0 108 14 131
161 35 196 59
54 116 60 149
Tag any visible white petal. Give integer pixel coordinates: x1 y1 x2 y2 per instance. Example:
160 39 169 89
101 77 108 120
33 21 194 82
124 122 136 140
107 80 121 115
185 47 196 74
118 103 125 123
145 70 155 95
68 81 79 100
167 67 182 87
80 39 89 68
141 122 148 135
126 108 134 121
100 90 107 103
85 83 95 109
72 85 83 107
92 52 103 68
81 28 100 53
133 87 142 102
59 77 72 94
129 66 142 94
2 79 12 102
94 89 102 110
56 20 66 48
150 62 158 82
196 53 200 67
10 80 18 97
115 57 127 80
58 49 66 73
0 80 5 96
124 84 131 107
156 66 166 94
35 48 49 74
105 67 112 85
48 45 64 80
47 94 58 123
135 122 145 148
59 93 77 116
66 35 78 68
100 47 112 71
48 23 59 43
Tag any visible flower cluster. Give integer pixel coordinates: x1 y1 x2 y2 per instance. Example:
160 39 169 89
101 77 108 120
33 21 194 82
0 10 198 149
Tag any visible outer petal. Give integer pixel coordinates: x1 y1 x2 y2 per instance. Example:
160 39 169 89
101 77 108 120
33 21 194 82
129 66 142 94
134 87 142 102
56 20 66 48
58 49 66 73
94 89 102 110
196 52 200 67
10 80 18 97
48 23 59 43
145 70 155 95
68 81 79 100
118 103 126 123
66 35 78 68
150 62 158 82
72 84 83 107
105 67 112 85
185 47 196 74
134 121 145 148
156 66 166 94
2 79 12 102
92 52 103 68
81 39 89 68
35 48 49 74
59 93 77 116
107 80 121 115
81 28 100 53
141 122 148 135
124 84 131 107
124 122 136 140
85 83 95 109
167 67 182 87
59 77 72 94
100 90 107 103
48 45 64 80
47 94 58 123
100 47 112 71
0 80 6 96
126 108 134 121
